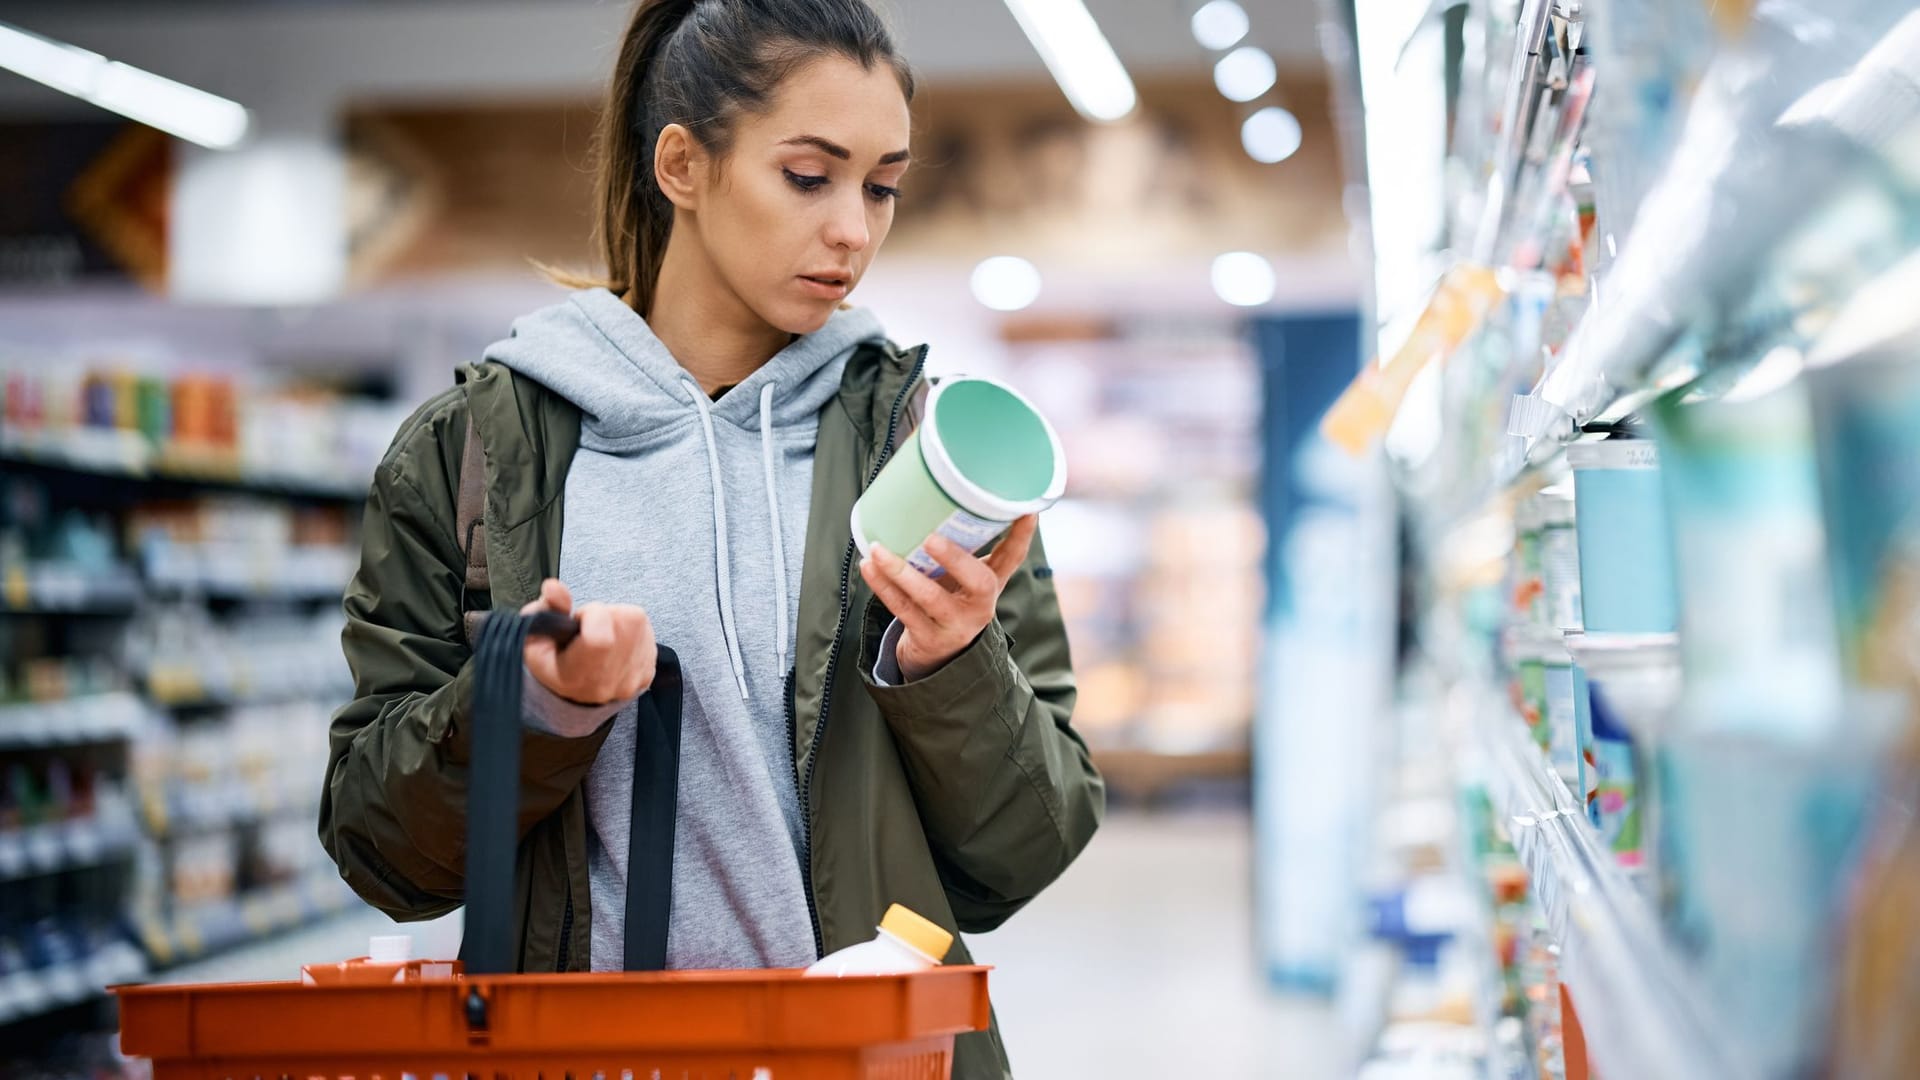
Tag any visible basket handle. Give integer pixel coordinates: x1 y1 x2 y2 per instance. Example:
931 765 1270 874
465 611 682 975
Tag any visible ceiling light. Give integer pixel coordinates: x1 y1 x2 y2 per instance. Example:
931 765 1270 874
1212 252 1276 307
0 20 249 149
1214 45 1277 103
1191 1 1251 51
1001 0 1138 122
972 256 1044 311
1242 106 1302 163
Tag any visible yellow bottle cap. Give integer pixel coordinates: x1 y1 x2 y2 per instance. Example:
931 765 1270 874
879 904 953 962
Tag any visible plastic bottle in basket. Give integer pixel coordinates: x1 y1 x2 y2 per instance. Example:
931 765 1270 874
805 904 953 977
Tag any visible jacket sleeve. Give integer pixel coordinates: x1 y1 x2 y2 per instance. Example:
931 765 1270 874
319 395 611 920
858 529 1106 932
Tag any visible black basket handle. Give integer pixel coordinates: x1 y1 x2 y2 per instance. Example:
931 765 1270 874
464 611 681 975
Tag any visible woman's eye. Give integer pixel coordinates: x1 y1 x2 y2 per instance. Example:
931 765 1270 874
784 169 829 193
866 183 901 203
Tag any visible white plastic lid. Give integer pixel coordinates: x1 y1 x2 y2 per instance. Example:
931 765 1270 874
368 935 413 965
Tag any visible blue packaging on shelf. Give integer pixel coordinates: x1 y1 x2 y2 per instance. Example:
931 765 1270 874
1567 439 1678 633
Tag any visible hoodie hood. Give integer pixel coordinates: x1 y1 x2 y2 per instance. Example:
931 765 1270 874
483 285 888 705
485 287 886 449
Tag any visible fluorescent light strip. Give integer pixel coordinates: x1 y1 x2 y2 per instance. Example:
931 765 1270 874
0 20 249 149
1001 0 1137 122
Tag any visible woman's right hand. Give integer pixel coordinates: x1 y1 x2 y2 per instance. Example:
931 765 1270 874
519 578 657 707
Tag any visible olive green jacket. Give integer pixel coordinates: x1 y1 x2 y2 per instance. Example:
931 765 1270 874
319 340 1105 1078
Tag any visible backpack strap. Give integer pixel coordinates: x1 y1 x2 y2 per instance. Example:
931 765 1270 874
457 408 491 646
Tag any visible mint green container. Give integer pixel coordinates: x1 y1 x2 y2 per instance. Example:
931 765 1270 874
851 376 1067 576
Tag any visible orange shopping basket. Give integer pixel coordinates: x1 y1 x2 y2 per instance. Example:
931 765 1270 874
116 612 992 1080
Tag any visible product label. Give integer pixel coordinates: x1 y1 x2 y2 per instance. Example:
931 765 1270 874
1517 661 1548 749
1540 524 1584 629
908 508 1012 577
1590 737 1639 862
1545 663 1580 789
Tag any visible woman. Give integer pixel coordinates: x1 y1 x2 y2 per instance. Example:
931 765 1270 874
318 1 1104 1075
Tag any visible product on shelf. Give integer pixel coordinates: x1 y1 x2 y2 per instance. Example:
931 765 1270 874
1322 263 1504 456
1531 488 1581 632
123 604 352 708
1 479 140 613
1653 369 1845 735
1 360 408 494
128 498 357 600
1569 652 1639 869
1565 438 1676 634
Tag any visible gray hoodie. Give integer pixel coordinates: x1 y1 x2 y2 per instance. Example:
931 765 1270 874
484 286 888 971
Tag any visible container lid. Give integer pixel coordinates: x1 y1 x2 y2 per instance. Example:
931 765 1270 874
919 376 1068 520
368 935 412 964
1565 437 1659 470
879 904 953 962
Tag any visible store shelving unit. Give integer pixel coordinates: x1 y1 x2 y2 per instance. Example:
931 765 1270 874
0 444 367 505
1335 0 1920 1074
1 381 386 1056
1477 709 1736 1080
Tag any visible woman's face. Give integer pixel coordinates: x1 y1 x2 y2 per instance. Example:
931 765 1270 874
688 56 912 335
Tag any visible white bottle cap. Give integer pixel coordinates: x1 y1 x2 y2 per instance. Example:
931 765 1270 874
368 935 413 964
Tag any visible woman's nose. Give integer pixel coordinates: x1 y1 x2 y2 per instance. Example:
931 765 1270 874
823 192 871 252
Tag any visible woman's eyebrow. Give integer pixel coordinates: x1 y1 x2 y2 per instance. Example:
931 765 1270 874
780 134 912 165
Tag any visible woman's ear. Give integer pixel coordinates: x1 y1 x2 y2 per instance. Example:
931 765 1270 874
655 123 704 211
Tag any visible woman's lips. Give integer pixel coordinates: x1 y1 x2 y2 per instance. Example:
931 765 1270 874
799 275 850 300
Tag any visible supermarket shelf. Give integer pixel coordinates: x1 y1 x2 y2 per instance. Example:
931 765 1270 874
0 693 147 749
1479 711 1739 1080
148 578 349 605
141 788 320 839
0 439 366 504
141 548 355 605
0 569 143 617
0 942 147 1028
145 686 350 712
0 817 141 884
138 875 360 972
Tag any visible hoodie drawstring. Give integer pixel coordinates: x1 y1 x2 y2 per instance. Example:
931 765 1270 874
759 384 792 673
683 378 752 701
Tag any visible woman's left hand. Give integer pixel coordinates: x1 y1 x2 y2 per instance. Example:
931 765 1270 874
860 515 1038 683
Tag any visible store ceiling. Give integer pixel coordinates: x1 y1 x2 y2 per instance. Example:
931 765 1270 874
0 0 1326 119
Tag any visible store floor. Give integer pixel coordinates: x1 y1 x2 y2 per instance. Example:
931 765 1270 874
158 811 1338 1079
971 808 1342 1079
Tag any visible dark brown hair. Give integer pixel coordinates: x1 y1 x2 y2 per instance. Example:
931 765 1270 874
563 0 915 315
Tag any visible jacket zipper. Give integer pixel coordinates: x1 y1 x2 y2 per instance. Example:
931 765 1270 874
795 345 927 957
556 890 574 972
